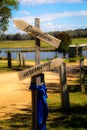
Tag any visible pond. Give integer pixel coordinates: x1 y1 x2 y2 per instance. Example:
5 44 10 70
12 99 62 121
0 49 87 60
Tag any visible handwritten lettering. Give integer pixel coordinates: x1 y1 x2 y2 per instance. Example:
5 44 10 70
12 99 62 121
24 25 32 32
23 61 51 78
24 25 52 42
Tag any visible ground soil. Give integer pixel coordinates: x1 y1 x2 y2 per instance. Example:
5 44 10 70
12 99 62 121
0 69 60 120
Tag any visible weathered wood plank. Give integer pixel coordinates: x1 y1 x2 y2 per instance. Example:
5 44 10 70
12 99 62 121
18 58 64 80
13 20 61 48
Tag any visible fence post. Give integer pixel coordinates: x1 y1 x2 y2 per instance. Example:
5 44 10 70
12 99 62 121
80 58 85 93
22 53 25 67
7 51 12 68
60 63 70 112
18 52 22 67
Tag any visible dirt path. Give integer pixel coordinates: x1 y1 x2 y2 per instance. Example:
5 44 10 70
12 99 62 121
0 72 31 120
0 70 60 120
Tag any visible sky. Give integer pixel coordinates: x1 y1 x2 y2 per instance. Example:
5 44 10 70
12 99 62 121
6 0 87 34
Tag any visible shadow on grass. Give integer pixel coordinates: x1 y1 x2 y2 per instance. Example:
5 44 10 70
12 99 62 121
84 66 87 91
0 108 32 130
68 85 81 93
47 103 87 130
0 65 33 72
1 104 87 130
11 65 33 71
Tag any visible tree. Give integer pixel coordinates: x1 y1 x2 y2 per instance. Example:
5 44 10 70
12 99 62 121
14 33 22 40
56 32 72 58
0 0 19 33
6 34 13 40
0 33 6 40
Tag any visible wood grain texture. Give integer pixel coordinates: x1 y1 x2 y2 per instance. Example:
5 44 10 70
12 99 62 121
13 20 61 48
18 58 64 80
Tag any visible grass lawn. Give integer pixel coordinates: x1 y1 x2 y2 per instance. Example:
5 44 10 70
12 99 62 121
0 38 87 49
0 92 87 130
0 40 53 48
71 38 87 45
47 92 87 130
0 61 14 72
0 60 23 72
0 59 50 73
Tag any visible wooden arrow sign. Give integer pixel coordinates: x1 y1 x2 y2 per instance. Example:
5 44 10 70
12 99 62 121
18 58 64 80
13 20 61 48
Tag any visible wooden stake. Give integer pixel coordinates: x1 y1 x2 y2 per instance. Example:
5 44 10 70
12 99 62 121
80 59 85 93
7 51 12 68
60 63 70 112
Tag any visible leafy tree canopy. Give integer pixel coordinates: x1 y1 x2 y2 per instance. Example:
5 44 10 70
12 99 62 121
56 31 72 58
0 0 19 33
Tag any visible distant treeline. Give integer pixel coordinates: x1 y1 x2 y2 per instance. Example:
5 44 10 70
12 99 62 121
0 33 34 41
0 28 87 41
49 28 87 39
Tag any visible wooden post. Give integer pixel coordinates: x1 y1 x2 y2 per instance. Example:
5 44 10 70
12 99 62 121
31 18 44 130
31 73 44 130
18 52 22 67
60 63 70 112
7 51 12 68
35 18 40 65
17 52 19 64
76 44 79 57
80 59 85 93
22 53 25 67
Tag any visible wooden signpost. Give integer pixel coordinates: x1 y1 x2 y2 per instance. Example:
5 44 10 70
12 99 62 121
13 18 63 130
31 18 40 130
18 58 64 80
13 20 61 48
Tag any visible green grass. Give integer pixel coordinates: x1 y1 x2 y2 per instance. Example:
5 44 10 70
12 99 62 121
0 60 50 73
47 91 87 130
0 37 87 49
0 92 87 130
0 59 50 73
0 40 34 48
71 38 87 45
0 40 53 48
65 57 84 63
0 61 14 72
0 60 31 72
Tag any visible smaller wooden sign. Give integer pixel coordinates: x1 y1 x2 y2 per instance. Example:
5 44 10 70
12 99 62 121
13 20 61 48
18 58 64 80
